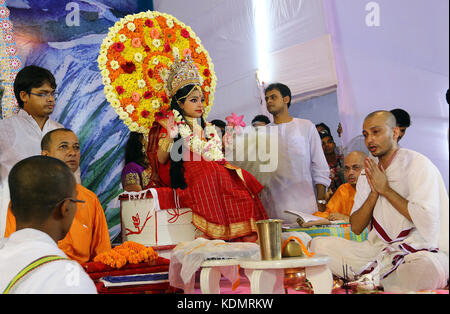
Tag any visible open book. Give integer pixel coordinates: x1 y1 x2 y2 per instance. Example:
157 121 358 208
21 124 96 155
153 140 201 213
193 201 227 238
283 210 347 228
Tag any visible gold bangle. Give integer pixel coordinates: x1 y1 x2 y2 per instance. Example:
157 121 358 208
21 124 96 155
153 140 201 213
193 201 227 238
159 138 173 153
166 142 173 153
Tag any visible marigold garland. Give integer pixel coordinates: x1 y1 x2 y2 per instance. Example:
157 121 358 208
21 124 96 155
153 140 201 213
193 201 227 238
98 11 217 135
94 241 158 269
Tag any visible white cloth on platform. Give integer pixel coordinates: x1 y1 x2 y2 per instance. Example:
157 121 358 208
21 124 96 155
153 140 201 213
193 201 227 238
0 228 97 294
260 118 330 223
0 110 82 238
310 148 449 292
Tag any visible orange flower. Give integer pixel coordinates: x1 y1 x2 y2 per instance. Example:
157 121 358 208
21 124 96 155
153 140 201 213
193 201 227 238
164 29 176 44
93 241 158 269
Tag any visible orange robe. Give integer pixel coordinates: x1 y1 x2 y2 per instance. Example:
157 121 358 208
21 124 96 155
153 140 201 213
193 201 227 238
4 184 111 263
313 183 356 219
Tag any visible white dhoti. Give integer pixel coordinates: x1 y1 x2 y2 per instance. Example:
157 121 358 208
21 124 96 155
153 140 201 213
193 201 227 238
310 234 449 292
311 148 449 292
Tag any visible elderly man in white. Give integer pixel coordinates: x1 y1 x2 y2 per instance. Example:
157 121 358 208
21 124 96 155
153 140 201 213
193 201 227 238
310 111 448 292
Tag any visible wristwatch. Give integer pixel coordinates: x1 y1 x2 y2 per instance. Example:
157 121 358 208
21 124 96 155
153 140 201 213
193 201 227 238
317 200 326 205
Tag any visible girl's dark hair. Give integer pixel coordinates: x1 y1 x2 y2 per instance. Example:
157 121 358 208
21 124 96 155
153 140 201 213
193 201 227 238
169 84 205 190
125 132 148 168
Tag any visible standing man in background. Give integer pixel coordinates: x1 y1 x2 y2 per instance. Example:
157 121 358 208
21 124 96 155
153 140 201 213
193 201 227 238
262 83 330 223
0 65 64 238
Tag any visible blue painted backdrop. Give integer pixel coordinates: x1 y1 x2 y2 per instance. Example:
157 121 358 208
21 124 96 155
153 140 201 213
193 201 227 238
7 0 153 241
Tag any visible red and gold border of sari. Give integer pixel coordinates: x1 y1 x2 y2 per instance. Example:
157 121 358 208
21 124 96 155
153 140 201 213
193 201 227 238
192 212 258 241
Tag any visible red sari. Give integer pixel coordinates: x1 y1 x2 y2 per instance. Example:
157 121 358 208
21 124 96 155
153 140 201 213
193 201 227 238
147 122 268 240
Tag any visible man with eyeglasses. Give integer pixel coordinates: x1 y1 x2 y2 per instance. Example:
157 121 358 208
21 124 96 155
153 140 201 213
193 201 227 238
313 151 367 222
4 128 111 263
0 65 65 238
0 156 97 293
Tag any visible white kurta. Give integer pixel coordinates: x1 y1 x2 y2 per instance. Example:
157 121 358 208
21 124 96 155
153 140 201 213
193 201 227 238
0 110 65 238
0 228 97 294
260 118 331 222
310 148 449 291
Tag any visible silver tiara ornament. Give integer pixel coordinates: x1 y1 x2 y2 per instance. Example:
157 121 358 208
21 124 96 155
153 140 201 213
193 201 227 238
165 55 202 98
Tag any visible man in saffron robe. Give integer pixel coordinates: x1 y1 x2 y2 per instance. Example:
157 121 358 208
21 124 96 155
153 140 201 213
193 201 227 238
313 151 367 222
4 129 111 263
310 111 448 292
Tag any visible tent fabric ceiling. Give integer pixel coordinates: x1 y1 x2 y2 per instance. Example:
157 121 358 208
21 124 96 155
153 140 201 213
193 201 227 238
153 0 334 123
154 0 448 190
323 0 449 190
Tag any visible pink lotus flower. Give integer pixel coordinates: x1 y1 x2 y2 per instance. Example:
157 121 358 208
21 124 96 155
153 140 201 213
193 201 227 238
225 113 246 135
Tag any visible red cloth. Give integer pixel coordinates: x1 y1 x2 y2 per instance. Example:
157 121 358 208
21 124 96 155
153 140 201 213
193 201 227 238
181 159 267 227
81 257 170 280
148 125 268 240
94 282 173 294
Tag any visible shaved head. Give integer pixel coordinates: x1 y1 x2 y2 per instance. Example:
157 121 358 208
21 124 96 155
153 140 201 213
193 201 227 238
8 155 76 225
344 151 367 186
363 110 400 159
345 151 367 163
364 111 397 128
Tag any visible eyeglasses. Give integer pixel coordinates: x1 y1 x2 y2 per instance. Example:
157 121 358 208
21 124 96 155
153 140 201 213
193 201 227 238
344 165 363 172
55 197 86 209
28 91 58 99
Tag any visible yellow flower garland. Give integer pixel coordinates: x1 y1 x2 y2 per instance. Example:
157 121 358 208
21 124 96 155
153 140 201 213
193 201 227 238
98 11 217 135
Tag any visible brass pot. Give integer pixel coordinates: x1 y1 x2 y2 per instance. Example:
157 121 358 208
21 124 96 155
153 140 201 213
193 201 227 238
282 240 304 257
284 267 307 290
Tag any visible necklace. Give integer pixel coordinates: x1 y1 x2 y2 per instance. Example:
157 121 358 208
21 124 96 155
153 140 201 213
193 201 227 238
172 109 225 162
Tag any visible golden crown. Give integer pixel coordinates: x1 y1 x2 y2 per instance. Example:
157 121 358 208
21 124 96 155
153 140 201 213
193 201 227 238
165 55 202 98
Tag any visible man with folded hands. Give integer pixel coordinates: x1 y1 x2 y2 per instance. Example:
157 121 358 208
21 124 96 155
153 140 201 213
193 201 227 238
310 111 448 292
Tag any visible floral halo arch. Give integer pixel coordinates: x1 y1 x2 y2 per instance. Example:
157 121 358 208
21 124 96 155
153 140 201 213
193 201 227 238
98 11 217 135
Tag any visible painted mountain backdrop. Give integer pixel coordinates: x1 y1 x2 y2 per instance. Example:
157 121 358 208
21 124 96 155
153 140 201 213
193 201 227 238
7 0 154 241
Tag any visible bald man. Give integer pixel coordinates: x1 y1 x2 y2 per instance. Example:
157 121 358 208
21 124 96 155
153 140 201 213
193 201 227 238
0 156 96 293
313 151 367 222
310 111 449 292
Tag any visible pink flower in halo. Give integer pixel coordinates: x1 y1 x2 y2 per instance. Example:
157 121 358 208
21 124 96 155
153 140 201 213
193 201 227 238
131 38 141 48
132 92 141 102
150 27 160 39
145 19 154 27
183 48 192 57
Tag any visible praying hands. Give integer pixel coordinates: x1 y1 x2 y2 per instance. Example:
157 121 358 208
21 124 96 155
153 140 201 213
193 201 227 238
364 157 390 197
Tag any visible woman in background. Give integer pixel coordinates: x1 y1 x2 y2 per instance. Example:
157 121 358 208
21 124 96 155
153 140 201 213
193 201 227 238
121 132 152 192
